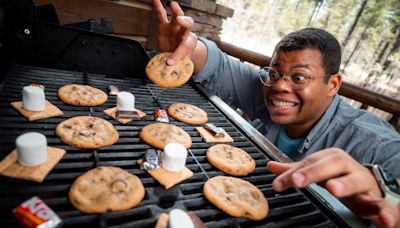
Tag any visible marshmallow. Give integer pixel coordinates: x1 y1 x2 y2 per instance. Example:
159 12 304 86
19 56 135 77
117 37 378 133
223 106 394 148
16 132 47 166
168 209 194 228
117 91 135 111
22 85 45 111
161 143 187 172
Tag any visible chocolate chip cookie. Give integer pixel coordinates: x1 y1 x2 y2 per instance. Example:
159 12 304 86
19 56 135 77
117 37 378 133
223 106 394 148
58 84 107 106
168 103 208 125
56 116 119 149
69 166 145 213
203 176 268 221
139 123 192 149
207 144 255 176
145 52 194 88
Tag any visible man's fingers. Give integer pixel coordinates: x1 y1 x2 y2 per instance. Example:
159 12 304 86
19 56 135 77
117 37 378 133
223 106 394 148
378 201 399 228
269 149 336 191
167 32 198 65
325 169 378 197
270 148 361 192
166 16 196 65
152 0 168 24
267 161 293 174
287 150 356 188
176 16 194 30
170 1 184 25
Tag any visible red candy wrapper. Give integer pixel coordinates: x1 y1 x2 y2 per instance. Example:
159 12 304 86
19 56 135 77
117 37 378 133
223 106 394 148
30 84 45 90
154 109 169 123
13 196 61 228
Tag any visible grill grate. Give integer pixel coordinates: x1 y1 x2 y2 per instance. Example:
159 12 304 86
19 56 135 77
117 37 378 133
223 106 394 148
0 64 344 227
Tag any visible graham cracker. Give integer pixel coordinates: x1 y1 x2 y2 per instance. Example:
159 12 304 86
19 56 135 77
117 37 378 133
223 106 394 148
137 159 193 189
195 127 234 143
103 107 146 124
10 100 63 121
0 147 66 183
155 213 169 228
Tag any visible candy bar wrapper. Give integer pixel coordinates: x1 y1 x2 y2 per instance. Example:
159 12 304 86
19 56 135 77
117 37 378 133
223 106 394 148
204 123 225 137
30 84 45 90
13 196 61 228
141 149 161 170
154 109 169 123
107 85 120 95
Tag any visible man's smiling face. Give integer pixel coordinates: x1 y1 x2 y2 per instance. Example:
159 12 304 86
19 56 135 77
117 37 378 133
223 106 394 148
263 48 340 138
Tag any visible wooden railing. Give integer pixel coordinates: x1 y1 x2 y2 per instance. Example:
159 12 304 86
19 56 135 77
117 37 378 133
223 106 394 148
213 39 400 132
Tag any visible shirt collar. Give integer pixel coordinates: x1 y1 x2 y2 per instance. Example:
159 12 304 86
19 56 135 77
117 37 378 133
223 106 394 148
298 95 341 153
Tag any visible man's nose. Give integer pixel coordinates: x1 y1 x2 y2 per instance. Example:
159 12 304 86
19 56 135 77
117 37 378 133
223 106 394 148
272 76 292 91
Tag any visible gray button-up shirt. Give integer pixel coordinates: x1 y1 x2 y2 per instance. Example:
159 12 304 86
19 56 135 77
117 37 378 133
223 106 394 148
193 38 400 178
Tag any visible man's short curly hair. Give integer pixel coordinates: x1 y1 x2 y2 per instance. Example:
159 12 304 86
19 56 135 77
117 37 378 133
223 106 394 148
274 28 341 78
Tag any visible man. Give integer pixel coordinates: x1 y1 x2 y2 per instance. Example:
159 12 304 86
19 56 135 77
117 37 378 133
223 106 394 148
152 0 400 226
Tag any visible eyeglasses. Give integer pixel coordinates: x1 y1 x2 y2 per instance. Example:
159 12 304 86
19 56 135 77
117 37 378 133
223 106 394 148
259 66 332 90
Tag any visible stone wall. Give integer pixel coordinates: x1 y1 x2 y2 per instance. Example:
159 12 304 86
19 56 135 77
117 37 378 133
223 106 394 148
171 0 233 40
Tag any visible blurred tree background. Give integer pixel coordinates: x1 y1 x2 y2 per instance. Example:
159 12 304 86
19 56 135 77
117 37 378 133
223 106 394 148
216 0 400 99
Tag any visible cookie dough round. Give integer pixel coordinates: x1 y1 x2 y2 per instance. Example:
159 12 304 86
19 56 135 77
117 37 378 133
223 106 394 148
139 123 192 149
203 176 268 221
145 52 194 88
58 84 108 106
167 103 208 125
207 144 255 176
56 116 119 149
69 166 145 213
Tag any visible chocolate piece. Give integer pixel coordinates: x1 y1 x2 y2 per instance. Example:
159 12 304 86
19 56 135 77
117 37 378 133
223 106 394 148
141 149 161 170
204 123 225 138
188 211 207 228
13 196 61 228
107 85 120 95
154 109 169 123
117 110 141 120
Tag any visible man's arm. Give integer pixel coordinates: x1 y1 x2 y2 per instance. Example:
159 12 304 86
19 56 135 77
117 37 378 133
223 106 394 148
267 148 400 228
152 0 207 72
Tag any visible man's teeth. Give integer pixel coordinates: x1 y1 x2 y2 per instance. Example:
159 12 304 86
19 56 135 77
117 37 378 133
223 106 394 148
272 100 295 108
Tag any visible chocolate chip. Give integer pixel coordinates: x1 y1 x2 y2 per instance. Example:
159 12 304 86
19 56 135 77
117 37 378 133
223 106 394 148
111 179 128 193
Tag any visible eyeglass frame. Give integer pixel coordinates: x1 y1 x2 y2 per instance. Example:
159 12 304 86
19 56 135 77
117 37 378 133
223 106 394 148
259 66 333 90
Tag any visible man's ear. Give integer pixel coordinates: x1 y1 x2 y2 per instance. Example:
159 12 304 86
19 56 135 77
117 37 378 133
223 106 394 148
328 73 342 96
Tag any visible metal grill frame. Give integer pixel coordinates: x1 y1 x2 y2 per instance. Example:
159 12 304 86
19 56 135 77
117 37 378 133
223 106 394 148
0 63 368 228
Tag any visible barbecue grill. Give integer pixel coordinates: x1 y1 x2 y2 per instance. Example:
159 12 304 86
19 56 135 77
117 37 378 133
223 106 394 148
0 1 368 227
